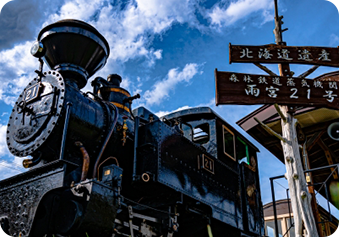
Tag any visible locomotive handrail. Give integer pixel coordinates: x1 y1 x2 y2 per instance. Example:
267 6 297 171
59 102 73 161
85 91 102 100
132 116 140 181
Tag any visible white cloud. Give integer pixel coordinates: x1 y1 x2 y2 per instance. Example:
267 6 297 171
0 124 9 157
0 125 27 180
0 0 275 111
43 0 201 69
1 112 8 118
208 0 273 27
154 97 216 118
13 156 23 167
261 9 274 26
131 0 200 32
0 0 225 108
133 88 142 96
0 159 24 181
153 49 163 60
144 63 202 106
120 76 131 91
100 0 194 64
0 123 25 180
155 105 192 118
0 41 39 105
47 0 104 24
330 33 339 45
0 0 179 103
0 41 37 75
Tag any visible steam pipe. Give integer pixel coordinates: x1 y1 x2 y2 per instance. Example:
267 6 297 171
75 141 90 181
129 103 135 120
124 94 140 121
91 77 110 95
123 94 140 104
92 102 119 179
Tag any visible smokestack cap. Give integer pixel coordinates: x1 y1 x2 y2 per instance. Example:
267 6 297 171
38 19 110 89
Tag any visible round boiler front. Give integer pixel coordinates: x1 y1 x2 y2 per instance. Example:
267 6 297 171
7 71 65 157
7 71 116 162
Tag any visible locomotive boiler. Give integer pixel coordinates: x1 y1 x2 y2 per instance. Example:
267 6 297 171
0 19 264 237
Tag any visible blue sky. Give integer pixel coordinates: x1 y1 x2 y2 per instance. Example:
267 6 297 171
0 0 338 217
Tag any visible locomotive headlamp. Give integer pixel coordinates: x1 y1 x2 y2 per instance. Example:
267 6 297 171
30 41 45 58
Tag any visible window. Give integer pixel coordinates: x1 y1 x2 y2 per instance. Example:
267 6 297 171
265 220 283 237
237 137 249 164
181 123 193 141
223 125 236 161
193 123 209 144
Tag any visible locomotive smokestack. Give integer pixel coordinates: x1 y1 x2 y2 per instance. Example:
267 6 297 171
37 19 110 89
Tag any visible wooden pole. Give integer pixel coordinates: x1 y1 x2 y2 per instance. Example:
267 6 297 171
273 1 319 237
279 110 319 237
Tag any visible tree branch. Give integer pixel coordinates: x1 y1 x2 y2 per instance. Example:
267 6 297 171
253 117 288 143
274 104 287 123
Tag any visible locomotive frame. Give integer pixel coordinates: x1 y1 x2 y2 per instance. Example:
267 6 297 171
0 19 264 237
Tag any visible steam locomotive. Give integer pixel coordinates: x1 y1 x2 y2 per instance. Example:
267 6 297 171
0 20 264 237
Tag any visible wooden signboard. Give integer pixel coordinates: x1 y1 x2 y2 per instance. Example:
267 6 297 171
215 69 339 109
229 44 339 67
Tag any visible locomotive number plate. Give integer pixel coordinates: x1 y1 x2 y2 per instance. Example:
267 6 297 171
24 83 40 103
201 154 214 174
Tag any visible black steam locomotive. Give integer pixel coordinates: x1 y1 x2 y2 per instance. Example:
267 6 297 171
0 20 264 237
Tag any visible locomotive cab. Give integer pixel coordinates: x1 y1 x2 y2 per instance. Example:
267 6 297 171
129 107 264 236
161 107 259 169
163 107 264 235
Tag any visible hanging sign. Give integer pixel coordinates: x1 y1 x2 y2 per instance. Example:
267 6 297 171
229 44 339 67
215 69 339 109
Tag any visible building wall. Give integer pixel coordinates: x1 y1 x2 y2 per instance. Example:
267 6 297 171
263 199 338 237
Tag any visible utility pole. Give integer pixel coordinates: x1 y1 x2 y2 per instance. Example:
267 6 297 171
273 1 319 236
